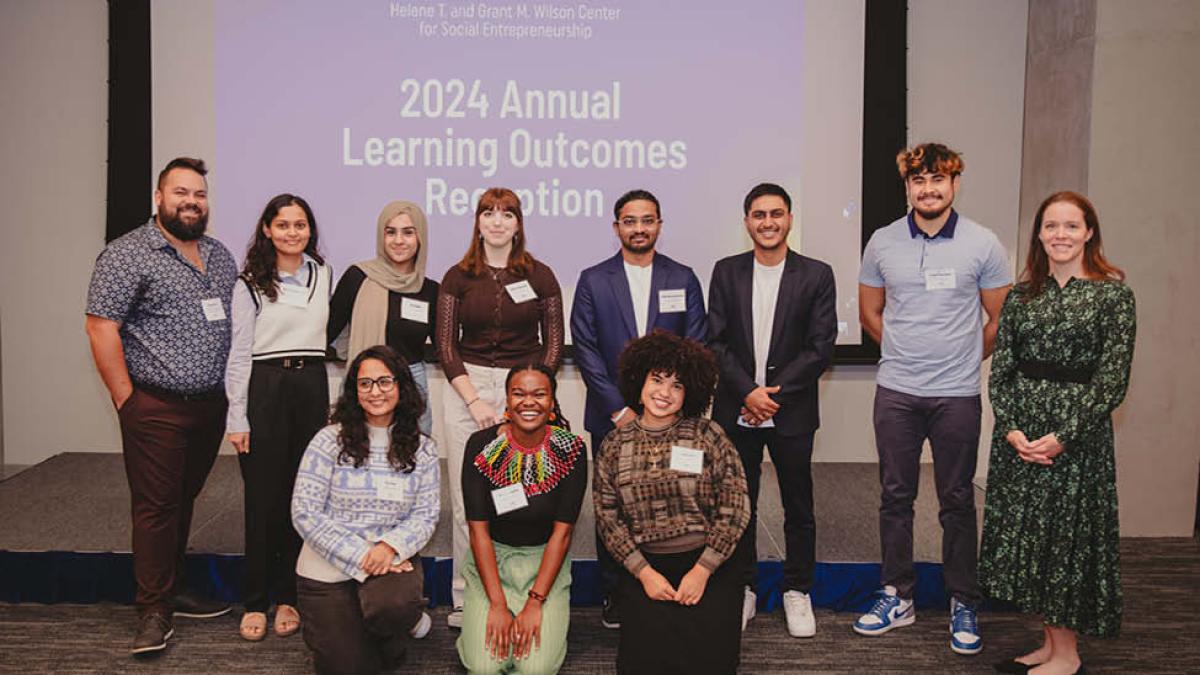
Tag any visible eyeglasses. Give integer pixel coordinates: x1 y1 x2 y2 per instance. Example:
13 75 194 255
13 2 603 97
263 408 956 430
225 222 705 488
356 376 397 393
619 216 660 227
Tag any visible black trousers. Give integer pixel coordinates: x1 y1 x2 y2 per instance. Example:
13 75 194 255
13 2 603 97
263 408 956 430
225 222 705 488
590 431 621 603
873 385 982 604
297 558 425 675
727 424 817 593
617 548 742 675
240 361 329 612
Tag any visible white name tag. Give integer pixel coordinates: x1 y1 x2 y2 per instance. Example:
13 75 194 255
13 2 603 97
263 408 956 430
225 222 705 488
924 268 957 290
278 284 309 308
491 483 529 515
658 288 686 313
400 297 429 324
669 445 704 474
201 298 226 322
376 474 409 501
505 280 538 304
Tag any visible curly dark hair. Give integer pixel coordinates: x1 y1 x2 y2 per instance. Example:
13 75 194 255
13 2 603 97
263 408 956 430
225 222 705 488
505 363 571 430
331 345 424 472
241 193 325 302
617 330 719 418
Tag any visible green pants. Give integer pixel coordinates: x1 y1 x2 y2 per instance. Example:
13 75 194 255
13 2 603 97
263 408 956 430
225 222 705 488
456 541 572 675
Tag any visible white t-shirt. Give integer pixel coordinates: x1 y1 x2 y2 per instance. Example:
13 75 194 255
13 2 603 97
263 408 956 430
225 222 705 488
624 260 654 337
747 258 785 427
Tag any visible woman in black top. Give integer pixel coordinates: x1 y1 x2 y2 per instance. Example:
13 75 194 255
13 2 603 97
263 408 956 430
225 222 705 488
328 200 438 433
457 364 586 675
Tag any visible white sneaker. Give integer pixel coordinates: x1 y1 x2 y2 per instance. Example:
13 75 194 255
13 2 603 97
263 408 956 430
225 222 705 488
741 587 757 631
446 608 463 629
782 590 816 637
410 611 432 639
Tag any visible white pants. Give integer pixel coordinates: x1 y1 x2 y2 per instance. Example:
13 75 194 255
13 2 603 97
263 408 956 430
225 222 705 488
443 362 508 609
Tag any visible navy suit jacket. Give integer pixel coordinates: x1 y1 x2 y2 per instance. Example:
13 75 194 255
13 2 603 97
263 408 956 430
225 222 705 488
571 252 707 436
707 250 837 436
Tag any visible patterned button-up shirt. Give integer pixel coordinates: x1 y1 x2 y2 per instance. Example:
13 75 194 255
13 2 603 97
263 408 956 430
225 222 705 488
86 219 238 393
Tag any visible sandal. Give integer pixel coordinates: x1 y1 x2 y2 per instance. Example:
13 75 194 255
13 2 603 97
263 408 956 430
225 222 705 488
274 604 301 637
239 611 267 642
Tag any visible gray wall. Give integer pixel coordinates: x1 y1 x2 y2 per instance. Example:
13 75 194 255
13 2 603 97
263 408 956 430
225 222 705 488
1087 0 1200 535
0 0 113 461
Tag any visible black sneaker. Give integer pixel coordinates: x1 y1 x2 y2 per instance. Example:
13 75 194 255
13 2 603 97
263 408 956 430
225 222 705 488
131 612 174 655
601 596 620 630
172 591 231 618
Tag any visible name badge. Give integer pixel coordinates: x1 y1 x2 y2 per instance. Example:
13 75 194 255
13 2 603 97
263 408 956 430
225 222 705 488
669 445 704 474
201 298 226 322
491 483 529 515
924 268 957 291
400 297 429 324
376 474 409 501
505 280 538 304
278 285 309 308
658 288 686 313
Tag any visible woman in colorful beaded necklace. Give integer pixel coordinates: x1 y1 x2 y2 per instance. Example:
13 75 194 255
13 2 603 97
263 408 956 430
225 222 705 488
457 364 587 675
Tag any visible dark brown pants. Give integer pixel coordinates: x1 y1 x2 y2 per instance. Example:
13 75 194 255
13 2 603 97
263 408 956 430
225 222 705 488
298 558 425 675
118 386 226 614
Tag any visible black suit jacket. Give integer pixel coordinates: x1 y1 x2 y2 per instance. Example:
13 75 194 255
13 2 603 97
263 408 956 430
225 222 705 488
707 250 837 435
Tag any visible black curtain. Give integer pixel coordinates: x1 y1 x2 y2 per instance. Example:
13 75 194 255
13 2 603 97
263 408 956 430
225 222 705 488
105 0 152 242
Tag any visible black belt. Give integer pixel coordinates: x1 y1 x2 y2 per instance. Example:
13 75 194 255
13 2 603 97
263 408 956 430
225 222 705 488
257 356 321 370
1017 360 1093 384
134 382 226 402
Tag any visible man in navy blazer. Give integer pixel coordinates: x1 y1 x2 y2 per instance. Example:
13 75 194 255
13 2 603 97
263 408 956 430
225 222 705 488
570 188 707 627
708 183 837 638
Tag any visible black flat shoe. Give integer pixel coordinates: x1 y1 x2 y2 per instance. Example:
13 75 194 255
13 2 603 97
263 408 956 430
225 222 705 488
993 657 1036 673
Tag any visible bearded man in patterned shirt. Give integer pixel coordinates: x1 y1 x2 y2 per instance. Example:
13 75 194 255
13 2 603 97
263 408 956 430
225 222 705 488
85 157 239 655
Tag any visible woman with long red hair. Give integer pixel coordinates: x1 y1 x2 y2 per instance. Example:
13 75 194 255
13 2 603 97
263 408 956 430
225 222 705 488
436 188 565 628
981 191 1136 674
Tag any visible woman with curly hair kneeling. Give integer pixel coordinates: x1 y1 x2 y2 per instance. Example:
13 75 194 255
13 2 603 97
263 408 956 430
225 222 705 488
594 330 751 675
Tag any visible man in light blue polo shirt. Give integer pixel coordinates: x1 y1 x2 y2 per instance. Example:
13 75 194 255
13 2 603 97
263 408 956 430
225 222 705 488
852 143 1011 656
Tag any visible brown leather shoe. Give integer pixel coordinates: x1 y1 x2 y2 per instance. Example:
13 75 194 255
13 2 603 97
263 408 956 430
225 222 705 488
131 611 174 655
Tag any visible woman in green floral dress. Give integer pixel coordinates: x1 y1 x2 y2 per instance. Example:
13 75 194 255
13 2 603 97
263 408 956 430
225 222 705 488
980 191 1135 675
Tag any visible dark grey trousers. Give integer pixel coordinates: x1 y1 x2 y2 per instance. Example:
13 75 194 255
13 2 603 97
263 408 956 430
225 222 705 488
873 385 982 605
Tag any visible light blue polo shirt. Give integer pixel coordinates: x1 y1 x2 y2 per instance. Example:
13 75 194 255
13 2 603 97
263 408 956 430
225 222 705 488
859 210 1011 397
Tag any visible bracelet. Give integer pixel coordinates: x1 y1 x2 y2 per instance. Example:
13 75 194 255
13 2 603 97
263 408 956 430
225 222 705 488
527 589 547 604
465 396 480 407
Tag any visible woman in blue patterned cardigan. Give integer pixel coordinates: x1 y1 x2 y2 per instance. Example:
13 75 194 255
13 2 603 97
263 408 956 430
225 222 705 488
291 345 440 674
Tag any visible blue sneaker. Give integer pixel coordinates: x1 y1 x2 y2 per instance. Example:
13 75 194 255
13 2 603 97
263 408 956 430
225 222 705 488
949 598 982 655
853 588 915 636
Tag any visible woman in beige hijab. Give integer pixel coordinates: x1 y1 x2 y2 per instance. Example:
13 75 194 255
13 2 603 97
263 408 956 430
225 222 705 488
328 201 438 433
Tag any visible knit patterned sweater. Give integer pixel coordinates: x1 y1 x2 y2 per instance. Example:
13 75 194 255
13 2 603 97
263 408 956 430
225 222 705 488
594 416 750 575
292 424 440 582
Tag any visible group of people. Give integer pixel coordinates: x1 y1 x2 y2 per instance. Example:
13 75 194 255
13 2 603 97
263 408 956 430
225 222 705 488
84 141 1135 675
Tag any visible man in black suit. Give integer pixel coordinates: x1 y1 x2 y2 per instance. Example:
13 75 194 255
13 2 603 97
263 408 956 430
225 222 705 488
708 183 837 638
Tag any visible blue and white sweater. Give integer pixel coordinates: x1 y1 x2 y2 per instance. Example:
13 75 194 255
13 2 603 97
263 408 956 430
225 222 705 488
291 424 440 583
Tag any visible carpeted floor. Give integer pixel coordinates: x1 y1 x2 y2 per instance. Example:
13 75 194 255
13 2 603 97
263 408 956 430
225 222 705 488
1 538 1197 674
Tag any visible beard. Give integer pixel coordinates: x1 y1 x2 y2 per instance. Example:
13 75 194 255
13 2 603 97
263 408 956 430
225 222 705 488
621 233 657 254
159 205 208 241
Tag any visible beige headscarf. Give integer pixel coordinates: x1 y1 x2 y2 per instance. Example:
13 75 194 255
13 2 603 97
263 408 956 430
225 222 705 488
344 201 429 363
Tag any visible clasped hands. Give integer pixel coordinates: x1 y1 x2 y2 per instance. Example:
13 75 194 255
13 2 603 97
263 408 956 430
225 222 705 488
637 564 710 606
1006 430 1064 465
485 598 543 662
359 541 414 576
740 385 781 426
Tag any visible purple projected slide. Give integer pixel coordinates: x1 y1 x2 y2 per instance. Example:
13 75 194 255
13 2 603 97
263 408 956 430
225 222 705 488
215 0 805 309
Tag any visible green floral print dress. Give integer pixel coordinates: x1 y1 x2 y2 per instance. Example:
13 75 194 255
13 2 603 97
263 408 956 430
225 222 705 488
979 278 1136 637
